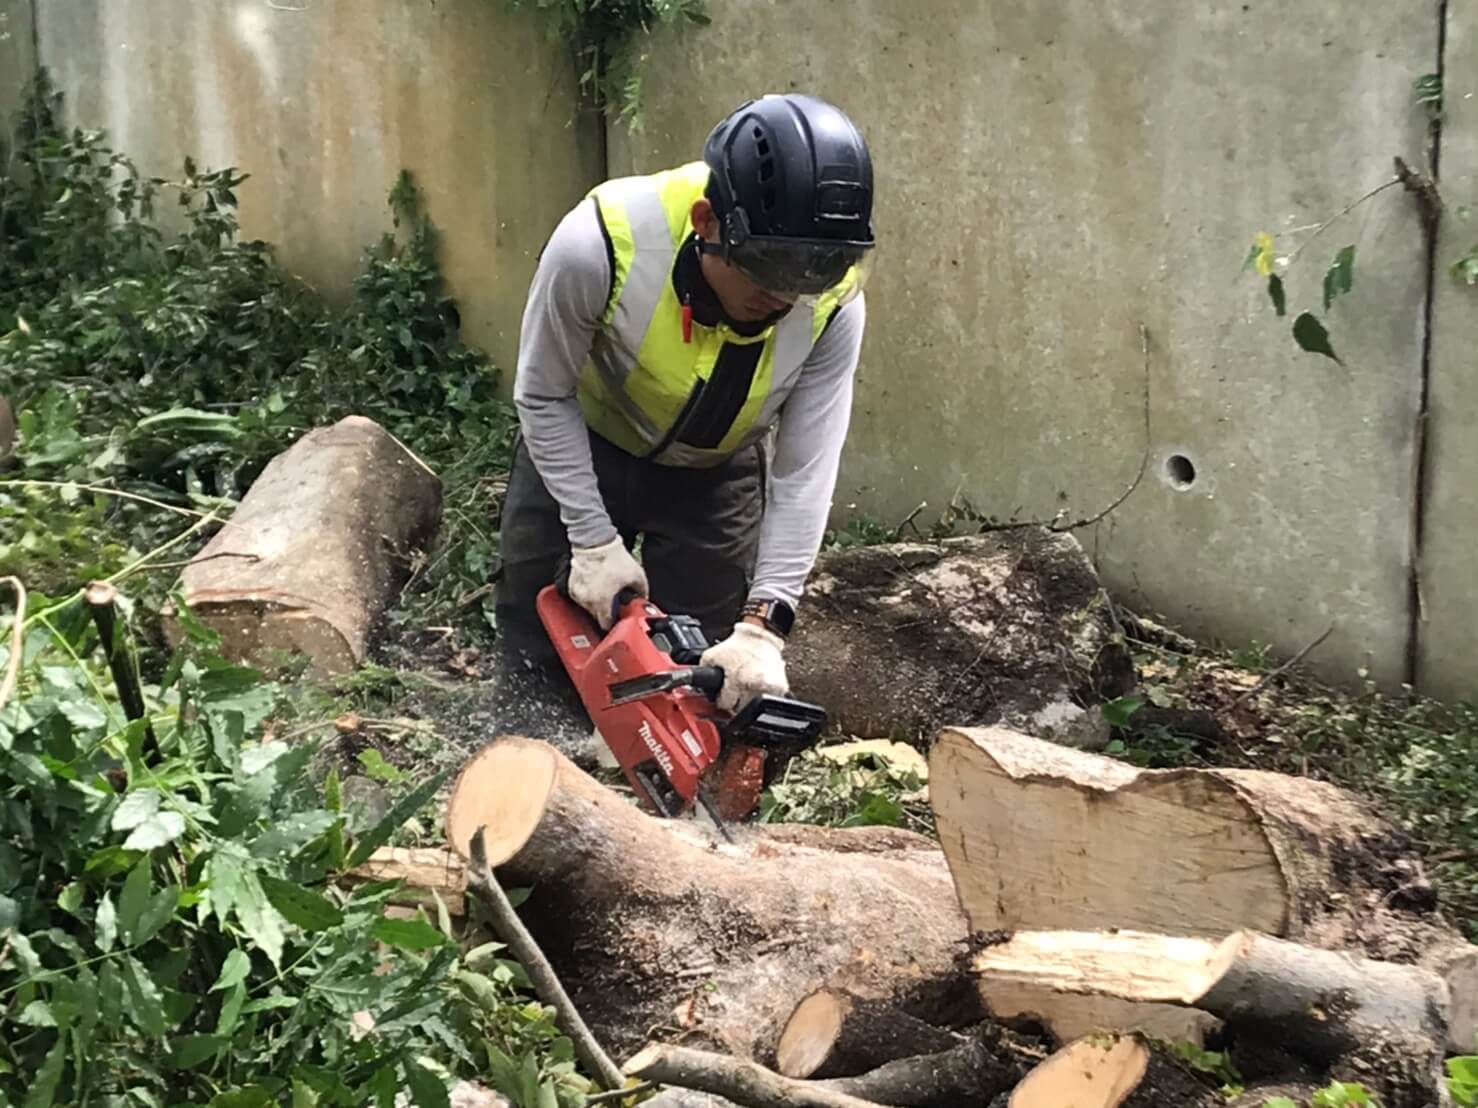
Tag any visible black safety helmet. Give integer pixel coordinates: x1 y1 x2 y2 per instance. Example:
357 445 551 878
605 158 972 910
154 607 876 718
701 93 875 296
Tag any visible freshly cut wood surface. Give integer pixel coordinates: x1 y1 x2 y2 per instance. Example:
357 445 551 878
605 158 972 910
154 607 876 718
162 415 441 676
1006 1032 1225 1108
1006 1035 1149 1108
776 988 958 1078
445 736 979 1061
929 726 1475 1047
346 846 466 915
976 928 1454 1108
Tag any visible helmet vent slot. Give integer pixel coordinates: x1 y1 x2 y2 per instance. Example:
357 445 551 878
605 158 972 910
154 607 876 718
758 159 775 182
762 186 778 211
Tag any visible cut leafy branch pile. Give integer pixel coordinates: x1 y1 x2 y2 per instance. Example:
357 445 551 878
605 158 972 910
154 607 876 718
0 586 595 1106
0 72 516 650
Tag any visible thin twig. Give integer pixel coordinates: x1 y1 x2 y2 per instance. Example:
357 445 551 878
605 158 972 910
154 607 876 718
467 827 626 1092
586 1083 654 1105
0 576 26 715
1231 623 1336 707
892 501 928 540
0 478 213 518
1286 176 1403 266
980 322 1153 534
130 551 260 572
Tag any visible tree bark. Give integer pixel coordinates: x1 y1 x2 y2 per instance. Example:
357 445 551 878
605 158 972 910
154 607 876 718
929 726 1478 1047
784 533 1134 745
974 928 1452 1108
622 1045 883 1108
444 737 979 1062
818 1025 1035 1107
162 415 441 676
776 989 960 1079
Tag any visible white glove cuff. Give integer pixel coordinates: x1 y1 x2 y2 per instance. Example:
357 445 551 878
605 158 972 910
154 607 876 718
729 621 785 654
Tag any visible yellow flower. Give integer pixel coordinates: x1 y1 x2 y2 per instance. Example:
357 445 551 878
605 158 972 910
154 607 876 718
1253 231 1276 278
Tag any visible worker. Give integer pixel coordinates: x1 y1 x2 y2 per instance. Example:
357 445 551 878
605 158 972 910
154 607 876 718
492 92 875 726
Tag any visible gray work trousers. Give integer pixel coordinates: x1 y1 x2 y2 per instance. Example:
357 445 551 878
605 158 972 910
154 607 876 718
493 429 765 671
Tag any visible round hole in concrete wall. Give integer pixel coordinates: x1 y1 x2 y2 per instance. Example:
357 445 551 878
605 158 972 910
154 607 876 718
1165 453 1197 490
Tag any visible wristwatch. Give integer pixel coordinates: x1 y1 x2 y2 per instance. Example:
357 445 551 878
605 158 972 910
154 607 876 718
740 598 795 639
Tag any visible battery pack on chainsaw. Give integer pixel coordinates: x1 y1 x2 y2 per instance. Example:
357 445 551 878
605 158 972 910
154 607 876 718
536 584 826 824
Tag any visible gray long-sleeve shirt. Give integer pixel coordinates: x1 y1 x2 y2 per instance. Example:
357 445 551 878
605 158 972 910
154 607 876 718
512 196 865 610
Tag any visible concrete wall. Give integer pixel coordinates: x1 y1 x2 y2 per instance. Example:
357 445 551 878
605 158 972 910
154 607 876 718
32 0 603 375
0 0 35 132
613 0 1441 690
1419 0 1478 703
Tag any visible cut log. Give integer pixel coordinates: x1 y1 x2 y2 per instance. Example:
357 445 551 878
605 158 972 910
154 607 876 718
162 415 442 677
346 846 466 916
974 929 1452 1108
622 1045 881 1108
444 736 980 1062
929 726 1478 1047
776 989 959 1079
1004 1034 1222 1108
785 533 1134 745
818 1024 1036 1107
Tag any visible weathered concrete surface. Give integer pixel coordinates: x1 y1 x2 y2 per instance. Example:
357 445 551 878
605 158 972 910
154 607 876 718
614 0 1437 690
1418 0 1478 702
33 0 603 374
0 0 35 131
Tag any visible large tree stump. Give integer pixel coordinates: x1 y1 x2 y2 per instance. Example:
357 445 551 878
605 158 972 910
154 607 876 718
785 533 1134 745
161 415 441 676
928 726 1478 1048
974 929 1454 1108
444 737 979 1062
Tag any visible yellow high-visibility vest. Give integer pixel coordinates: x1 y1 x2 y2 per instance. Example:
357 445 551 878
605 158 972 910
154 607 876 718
576 161 858 466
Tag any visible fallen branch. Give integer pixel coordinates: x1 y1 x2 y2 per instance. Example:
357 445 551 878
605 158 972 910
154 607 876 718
466 827 625 1092
0 575 25 715
1230 622 1335 706
974 929 1454 1108
623 1044 885 1108
777 989 959 1079
345 846 466 916
817 1027 1033 1107
444 737 977 1062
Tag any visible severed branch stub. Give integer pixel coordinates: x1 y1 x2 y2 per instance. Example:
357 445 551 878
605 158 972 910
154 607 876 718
623 1044 887 1108
466 826 626 1092
84 580 157 751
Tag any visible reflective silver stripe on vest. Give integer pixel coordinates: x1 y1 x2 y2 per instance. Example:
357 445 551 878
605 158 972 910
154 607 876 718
591 178 679 449
605 179 676 380
749 304 820 434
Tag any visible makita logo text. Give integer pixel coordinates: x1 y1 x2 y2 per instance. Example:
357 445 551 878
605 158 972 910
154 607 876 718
639 720 674 776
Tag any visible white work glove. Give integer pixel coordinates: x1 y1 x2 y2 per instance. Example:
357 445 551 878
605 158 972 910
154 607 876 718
568 536 648 630
701 622 788 713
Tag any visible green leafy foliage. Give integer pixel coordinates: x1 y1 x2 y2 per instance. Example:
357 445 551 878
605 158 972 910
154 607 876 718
0 73 516 644
1453 246 1478 287
1310 1081 1376 1106
759 744 932 833
1292 311 1342 365
1323 245 1356 310
1449 1055 1478 1106
0 591 594 1105
499 0 711 128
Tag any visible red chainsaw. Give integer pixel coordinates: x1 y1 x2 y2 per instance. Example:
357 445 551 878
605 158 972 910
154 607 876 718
536 584 827 829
